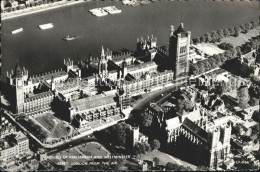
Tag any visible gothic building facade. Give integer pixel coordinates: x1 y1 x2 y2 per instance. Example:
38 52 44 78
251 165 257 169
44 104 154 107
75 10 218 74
147 87 232 169
169 23 191 80
6 24 192 128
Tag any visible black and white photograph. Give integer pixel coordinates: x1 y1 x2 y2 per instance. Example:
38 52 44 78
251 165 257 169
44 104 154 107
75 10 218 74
0 0 259 171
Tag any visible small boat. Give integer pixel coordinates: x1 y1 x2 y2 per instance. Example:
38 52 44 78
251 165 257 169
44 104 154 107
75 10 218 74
11 28 23 34
63 35 76 41
39 23 54 30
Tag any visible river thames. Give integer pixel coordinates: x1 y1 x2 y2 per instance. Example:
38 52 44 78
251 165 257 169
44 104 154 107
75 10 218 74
1 0 259 80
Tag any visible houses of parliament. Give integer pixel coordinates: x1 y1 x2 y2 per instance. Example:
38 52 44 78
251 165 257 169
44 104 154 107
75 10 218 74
5 23 191 123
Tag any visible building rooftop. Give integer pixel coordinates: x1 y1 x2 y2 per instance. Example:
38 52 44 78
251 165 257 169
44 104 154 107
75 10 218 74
166 116 181 130
150 103 164 113
112 53 133 62
32 70 68 84
15 131 27 142
128 61 157 72
70 94 116 111
25 91 53 102
182 118 208 142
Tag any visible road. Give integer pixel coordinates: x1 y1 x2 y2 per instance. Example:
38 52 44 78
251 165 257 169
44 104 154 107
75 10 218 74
46 136 96 155
132 81 187 110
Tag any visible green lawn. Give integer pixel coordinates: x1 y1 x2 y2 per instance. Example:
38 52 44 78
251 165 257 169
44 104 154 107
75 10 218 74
34 113 76 140
50 142 110 165
141 151 196 170
78 142 109 157
219 28 259 47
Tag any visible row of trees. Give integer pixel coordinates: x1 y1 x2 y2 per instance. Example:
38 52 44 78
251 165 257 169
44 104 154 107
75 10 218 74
190 48 238 75
190 35 260 76
193 20 259 44
132 139 161 156
240 35 260 54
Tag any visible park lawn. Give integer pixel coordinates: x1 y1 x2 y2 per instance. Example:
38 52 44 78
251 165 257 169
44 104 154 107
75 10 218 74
34 112 75 139
79 142 110 157
140 151 196 170
192 43 225 56
219 28 259 47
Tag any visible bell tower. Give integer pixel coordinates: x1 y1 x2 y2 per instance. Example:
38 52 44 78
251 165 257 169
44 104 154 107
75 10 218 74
14 63 25 114
169 23 191 80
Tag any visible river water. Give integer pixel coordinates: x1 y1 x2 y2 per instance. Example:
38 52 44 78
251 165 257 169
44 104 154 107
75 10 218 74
1 1 259 80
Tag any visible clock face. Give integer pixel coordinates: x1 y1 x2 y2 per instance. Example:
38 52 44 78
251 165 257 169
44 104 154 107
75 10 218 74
17 80 23 87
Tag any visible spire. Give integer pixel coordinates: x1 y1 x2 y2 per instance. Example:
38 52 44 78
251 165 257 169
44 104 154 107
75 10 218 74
101 46 105 56
51 75 54 83
170 25 174 36
14 59 23 78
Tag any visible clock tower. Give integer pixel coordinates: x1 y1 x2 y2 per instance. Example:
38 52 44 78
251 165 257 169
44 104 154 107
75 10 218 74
14 63 25 114
169 23 191 80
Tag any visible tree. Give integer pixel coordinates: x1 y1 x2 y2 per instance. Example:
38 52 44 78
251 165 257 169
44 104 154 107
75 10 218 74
200 35 206 43
239 24 246 32
217 29 224 39
211 30 219 41
229 27 235 36
132 142 146 156
234 26 241 35
190 64 200 75
196 166 210 171
219 53 227 64
197 61 205 74
224 28 231 37
236 46 242 56
166 162 174 169
251 20 259 28
218 43 234 50
201 60 211 71
249 97 259 106
193 37 200 44
111 123 129 147
153 157 160 166
205 32 212 42
212 54 222 66
245 22 253 31
208 57 218 68
140 111 153 127
241 42 252 54
144 143 151 153
150 139 160 151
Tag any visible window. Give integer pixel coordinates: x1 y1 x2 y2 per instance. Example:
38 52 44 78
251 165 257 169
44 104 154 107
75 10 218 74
180 46 186 54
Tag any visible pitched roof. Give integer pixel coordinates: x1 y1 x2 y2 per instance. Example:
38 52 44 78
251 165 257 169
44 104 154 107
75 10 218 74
182 118 208 142
166 116 181 130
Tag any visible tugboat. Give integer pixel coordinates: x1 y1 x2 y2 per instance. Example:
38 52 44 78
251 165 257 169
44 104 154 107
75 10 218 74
63 35 76 41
